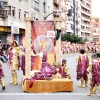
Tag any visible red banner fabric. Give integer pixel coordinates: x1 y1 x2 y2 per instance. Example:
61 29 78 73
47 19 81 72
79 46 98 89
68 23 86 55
31 21 54 65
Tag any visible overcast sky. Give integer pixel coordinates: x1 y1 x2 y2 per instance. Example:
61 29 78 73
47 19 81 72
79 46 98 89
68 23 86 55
92 0 100 17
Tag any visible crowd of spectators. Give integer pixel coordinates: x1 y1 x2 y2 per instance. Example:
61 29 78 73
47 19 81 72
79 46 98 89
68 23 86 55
0 40 10 63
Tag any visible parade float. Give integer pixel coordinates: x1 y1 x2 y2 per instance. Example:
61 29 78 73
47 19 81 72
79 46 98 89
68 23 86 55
21 18 73 93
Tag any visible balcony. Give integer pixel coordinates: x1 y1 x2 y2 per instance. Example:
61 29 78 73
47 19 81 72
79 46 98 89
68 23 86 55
81 29 91 33
86 0 91 5
80 1 91 10
81 8 91 16
53 0 59 6
81 23 90 27
81 15 91 22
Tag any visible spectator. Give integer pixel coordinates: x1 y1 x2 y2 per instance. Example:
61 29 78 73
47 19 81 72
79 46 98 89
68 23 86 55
0 49 7 63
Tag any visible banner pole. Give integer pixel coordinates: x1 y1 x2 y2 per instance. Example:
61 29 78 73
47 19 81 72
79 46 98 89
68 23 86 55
25 18 32 78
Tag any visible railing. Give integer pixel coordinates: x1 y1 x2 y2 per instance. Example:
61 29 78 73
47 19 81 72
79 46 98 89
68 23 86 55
80 1 91 10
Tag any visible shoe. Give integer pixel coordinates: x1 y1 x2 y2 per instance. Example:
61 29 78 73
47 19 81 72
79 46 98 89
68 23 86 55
2 86 5 90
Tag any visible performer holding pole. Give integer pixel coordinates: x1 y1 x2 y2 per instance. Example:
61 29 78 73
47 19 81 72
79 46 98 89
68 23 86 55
7 37 20 85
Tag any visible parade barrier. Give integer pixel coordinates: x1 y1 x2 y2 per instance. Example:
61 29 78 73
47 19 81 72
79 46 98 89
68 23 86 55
22 78 73 93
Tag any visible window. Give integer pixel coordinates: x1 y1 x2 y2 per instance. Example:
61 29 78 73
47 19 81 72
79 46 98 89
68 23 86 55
43 2 46 13
24 12 28 18
12 7 15 17
18 9 21 19
34 0 39 9
48 6 50 14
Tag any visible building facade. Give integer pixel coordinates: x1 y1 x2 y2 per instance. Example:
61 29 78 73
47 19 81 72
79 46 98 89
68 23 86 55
53 0 67 33
0 0 54 42
91 17 100 42
66 0 74 34
75 0 92 41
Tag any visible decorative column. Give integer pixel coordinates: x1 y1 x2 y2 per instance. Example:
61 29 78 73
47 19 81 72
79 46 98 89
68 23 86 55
25 18 32 78
54 18 61 63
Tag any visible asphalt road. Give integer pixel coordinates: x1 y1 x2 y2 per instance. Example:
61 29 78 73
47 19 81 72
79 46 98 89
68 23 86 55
0 53 100 100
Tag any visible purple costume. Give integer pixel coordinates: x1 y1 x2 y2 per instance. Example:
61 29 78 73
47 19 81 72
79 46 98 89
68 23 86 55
0 64 4 79
24 52 56 88
59 65 68 78
76 55 89 81
8 48 13 69
21 48 35 75
91 61 100 88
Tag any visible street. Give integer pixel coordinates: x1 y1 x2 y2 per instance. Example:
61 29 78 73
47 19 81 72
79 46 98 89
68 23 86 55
0 54 100 100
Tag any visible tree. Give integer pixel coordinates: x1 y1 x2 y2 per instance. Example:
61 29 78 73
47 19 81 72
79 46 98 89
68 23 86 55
61 33 84 43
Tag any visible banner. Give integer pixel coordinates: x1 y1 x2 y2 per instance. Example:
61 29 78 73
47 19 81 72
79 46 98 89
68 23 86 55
31 21 54 64
11 24 19 34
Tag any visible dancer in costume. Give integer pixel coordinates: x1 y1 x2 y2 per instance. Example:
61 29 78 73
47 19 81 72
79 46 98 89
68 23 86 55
76 49 89 88
87 54 100 96
91 53 100 94
0 60 5 90
7 37 20 85
59 59 71 79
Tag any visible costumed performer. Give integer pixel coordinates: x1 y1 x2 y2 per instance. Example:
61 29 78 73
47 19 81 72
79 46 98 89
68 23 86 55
0 60 5 90
76 49 89 88
7 37 20 85
87 54 100 96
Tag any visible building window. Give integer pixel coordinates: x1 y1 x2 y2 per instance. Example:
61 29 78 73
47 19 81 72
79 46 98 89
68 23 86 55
34 0 39 11
24 12 28 18
48 6 50 14
43 2 46 13
18 9 21 19
12 7 15 17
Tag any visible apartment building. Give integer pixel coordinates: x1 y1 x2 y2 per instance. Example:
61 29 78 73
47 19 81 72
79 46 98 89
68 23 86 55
91 17 100 42
66 0 74 34
75 0 92 40
0 0 54 42
0 0 29 42
31 0 53 20
53 0 67 33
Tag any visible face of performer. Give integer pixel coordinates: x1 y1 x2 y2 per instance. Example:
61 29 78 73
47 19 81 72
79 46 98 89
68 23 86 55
62 60 66 66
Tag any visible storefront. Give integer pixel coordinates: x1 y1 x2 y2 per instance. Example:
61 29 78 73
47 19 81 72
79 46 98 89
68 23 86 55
0 26 25 43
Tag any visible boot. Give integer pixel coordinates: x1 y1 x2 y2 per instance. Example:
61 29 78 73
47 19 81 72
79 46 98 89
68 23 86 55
1 79 5 90
85 81 88 87
13 73 18 85
9 73 14 84
87 88 93 96
78 79 85 88
92 86 96 94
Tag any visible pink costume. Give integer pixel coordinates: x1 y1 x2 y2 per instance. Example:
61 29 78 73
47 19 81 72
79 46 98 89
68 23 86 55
8 48 13 69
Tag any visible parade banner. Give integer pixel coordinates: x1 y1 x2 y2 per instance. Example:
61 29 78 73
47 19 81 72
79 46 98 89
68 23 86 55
31 21 54 65
11 24 19 34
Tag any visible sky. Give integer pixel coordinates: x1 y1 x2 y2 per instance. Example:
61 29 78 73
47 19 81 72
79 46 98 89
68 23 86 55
92 0 100 17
